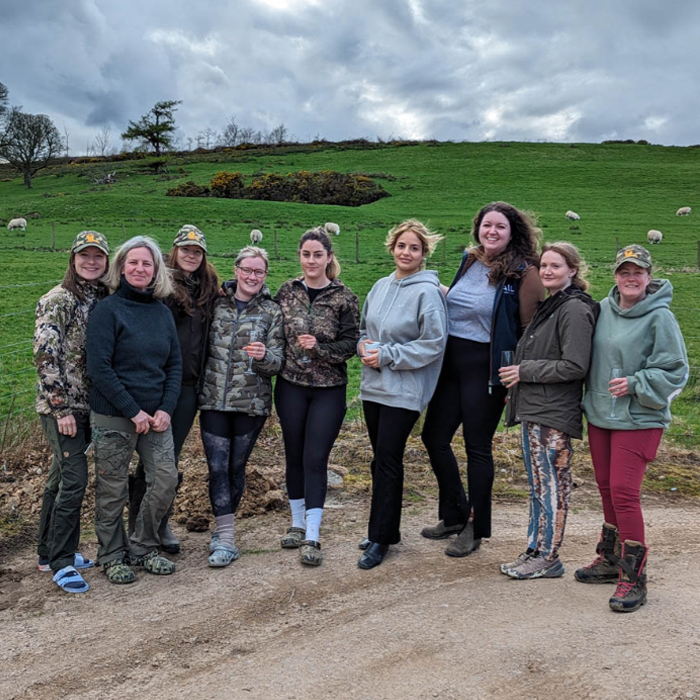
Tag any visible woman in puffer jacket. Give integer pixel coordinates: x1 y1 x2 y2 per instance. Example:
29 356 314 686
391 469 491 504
198 246 285 567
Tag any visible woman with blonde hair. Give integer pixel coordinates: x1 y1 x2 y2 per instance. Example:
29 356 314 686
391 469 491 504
357 219 448 569
87 236 182 584
128 226 220 555
421 202 544 558
274 226 360 566
499 242 599 579
199 246 285 567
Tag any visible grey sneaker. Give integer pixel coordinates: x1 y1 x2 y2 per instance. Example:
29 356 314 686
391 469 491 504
444 522 481 558
505 554 564 579
499 551 532 575
421 520 464 540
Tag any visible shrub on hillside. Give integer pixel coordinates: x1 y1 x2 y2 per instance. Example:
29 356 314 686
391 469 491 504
210 171 245 198
166 180 210 197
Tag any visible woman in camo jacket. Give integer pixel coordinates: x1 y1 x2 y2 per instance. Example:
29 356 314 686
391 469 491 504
34 230 110 593
199 246 285 568
274 226 360 567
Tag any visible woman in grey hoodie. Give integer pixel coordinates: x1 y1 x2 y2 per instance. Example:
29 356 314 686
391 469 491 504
357 220 448 570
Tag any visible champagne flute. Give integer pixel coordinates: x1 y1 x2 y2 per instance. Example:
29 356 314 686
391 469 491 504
608 368 622 420
294 318 311 364
245 330 260 375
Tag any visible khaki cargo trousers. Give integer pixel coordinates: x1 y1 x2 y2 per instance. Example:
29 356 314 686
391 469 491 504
91 412 178 566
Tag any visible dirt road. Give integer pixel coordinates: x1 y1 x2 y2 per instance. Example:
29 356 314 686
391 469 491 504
1 496 700 700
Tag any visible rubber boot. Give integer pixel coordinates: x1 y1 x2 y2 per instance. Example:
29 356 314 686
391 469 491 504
609 540 648 613
574 522 620 583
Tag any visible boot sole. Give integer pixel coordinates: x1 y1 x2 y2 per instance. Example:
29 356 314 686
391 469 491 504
421 530 461 540
609 596 647 613
445 541 481 558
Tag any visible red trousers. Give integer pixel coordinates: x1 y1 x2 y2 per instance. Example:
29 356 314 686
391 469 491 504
587 424 663 544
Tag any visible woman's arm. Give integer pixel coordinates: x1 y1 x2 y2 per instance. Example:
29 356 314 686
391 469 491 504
312 294 361 365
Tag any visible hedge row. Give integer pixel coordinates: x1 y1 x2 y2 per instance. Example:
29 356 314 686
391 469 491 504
166 170 390 207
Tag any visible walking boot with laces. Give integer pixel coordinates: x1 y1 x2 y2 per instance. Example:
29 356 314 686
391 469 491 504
574 522 620 583
609 540 648 613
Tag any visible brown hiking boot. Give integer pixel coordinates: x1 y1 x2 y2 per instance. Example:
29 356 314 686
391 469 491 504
609 540 648 613
574 522 620 583
445 522 481 558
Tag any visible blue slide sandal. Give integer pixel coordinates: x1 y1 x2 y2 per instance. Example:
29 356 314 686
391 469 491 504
52 565 90 593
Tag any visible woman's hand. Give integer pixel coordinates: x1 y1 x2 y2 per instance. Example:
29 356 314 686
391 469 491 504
297 334 317 350
57 414 77 438
608 377 629 397
131 410 152 434
358 339 374 357
499 364 520 388
150 410 171 432
245 342 267 361
361 349 380 368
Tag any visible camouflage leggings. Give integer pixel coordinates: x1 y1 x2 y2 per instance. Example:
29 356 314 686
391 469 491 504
521 422 573 560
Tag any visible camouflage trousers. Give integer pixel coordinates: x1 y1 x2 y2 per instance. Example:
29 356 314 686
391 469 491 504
91 412 178 566
521 422 573 560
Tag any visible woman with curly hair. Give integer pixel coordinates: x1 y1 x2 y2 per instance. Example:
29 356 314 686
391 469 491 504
128 226 219 555
421 202 544 558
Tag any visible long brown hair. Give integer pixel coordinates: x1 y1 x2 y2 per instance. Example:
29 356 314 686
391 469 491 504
468 201 541 284
62 251 109 301
298 226 341 279
168 244 220 315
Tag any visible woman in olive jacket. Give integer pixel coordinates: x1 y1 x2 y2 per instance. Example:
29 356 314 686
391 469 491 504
499 242 598 579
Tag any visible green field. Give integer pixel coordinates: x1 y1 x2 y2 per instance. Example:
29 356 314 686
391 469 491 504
1 141 699 446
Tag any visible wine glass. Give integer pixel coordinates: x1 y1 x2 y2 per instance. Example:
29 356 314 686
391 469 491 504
245 330 260 375
294 318 311 364
608 368 622 420
500 351 514 384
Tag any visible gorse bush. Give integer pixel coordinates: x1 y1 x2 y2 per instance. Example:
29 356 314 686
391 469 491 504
166 170 390 207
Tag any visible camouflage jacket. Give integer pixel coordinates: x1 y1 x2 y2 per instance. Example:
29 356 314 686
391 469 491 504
274 278 360 387
199 282 285 415
34 280 107 417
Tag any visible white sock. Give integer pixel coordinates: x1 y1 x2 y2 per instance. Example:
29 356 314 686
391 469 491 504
215 514 235 548
305 508 323 543
290 498 306 529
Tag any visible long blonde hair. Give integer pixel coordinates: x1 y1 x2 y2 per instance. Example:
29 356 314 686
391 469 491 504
104 236 173 298
385 219 442 269
541 241 590 291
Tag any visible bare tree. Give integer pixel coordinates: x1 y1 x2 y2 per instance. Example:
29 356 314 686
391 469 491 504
0 82 8 121
266 123 288 145
239 126 262 145
0 108 63 188
196 127 219 150
62 123 70 157
221 115 240 147
94 125 112 157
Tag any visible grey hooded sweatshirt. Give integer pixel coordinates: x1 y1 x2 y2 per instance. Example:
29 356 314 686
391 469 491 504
358 269 448 412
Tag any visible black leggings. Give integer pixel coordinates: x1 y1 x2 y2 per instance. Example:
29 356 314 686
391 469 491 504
364 401 420 545
421 336 507 539
200 410 267 517
274 376 346 510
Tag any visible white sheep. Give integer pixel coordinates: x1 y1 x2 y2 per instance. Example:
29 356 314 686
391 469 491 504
647 229 663 245
565 211 580 221
7 217 27 231
250 229 263 244
324 222 340 236
676 206 691 216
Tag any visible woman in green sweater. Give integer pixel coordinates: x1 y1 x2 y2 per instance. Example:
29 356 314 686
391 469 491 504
576 245 688 613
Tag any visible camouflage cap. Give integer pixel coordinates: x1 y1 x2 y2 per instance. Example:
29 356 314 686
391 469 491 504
614 244 652 272
71 230 110 255
174 226 207 252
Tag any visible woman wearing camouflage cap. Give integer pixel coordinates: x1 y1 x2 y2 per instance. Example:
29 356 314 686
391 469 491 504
128 226 219 555
34 230 110 593
576 244 688 612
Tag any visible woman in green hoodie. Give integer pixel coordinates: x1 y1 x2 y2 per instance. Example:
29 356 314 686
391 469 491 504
576 244 688 613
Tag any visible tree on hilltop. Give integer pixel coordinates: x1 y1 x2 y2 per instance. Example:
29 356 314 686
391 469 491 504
121 100 182 155
0 107 63 188
0 82 8 119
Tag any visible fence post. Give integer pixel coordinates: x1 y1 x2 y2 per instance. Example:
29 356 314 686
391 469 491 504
51 222 55 251
355 231 360 264
274 230 279 260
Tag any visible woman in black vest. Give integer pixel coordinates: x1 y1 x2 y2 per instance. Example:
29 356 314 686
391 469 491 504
421 202 543 557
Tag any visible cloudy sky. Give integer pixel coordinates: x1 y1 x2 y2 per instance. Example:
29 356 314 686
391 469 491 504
2 0 699 153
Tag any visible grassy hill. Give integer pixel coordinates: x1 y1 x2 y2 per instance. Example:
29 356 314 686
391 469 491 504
1 140 698 446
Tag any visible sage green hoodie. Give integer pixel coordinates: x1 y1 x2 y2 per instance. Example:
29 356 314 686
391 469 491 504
582 279 688 430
